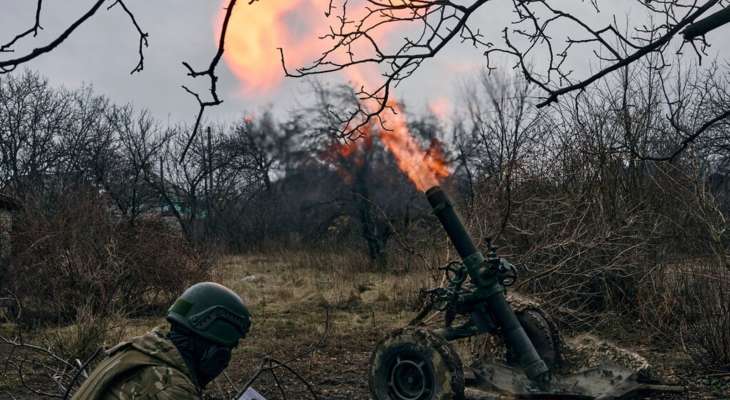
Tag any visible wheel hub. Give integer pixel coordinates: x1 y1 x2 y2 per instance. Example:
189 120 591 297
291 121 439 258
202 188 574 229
389 355 432 400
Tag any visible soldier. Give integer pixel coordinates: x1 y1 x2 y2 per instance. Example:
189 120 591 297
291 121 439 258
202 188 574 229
72 282 252 400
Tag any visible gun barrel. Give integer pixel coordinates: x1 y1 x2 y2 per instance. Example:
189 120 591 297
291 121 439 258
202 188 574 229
426 186 478 259
425 186 549 382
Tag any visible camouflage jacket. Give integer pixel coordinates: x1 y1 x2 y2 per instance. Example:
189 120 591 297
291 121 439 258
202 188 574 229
71 326 201 400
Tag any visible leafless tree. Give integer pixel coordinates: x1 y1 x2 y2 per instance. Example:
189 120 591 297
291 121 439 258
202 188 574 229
55 86 113 187
5 1 728 157
0 0 238 159
298 82 456 266
455 71 548 241
443 54 730 333
278 0 730 143
104 105 175 223
153 116 291 242
201 116 294 244
0 71 72 194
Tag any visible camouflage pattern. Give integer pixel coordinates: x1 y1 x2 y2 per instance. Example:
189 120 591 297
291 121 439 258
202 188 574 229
505 292 543 312
564 334 652 376
72 326 200 400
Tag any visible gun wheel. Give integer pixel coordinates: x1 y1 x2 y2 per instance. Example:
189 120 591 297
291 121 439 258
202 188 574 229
506 307 561 368
369 327 464 400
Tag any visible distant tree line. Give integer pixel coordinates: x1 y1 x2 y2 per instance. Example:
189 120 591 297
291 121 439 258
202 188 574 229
1 61 730 268
0 70 440 265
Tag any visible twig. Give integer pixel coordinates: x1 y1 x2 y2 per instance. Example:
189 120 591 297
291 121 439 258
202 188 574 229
0 0 43 53
232 308 330 399
63 347 102 399
235 357 320 400
179 0 238 161
0 0 107 73
107 0 149 74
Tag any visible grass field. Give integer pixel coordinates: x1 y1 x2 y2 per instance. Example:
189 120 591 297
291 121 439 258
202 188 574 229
2 252 729 399
212 252 431 399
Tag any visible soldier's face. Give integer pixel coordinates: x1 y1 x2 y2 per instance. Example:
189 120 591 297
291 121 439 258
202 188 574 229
197 345 233 387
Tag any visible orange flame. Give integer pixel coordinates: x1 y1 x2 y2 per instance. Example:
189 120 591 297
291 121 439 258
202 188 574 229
216 0 331 92
218 0 450 191
344 65 449 191
378 102 449 191
321 123 374 184
330 124 374 164
218 0 410 93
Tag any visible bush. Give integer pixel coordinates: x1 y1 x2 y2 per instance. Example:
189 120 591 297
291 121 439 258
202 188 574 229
41 304 128 361
678 264 730 370
5 189 211 324
634 261 730 370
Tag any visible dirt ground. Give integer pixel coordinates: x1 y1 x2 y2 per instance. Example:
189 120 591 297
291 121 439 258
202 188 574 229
206 255 730 400
2 254 729 399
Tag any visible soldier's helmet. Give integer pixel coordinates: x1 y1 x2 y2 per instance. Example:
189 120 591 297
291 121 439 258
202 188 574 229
167 282 251 347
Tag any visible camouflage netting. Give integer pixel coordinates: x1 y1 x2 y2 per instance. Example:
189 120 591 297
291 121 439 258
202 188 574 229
451 292 656 381
562 335 650 374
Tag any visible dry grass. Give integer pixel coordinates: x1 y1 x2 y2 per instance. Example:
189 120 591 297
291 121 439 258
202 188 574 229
0 251 438 399
204 251 438 399
1 250 438 399
636 260 730 370
212 251 433 355
3 250 728 399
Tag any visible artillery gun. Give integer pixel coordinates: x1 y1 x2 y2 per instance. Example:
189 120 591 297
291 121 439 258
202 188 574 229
368 186 682 400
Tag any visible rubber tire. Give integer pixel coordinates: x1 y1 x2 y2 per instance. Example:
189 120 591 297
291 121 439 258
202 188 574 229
506 308 561 369
369 327 464 400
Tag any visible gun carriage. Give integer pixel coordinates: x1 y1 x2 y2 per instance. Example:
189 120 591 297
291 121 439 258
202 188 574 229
368 186 681 400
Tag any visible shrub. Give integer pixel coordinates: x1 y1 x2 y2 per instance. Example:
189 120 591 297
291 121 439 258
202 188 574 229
633 261 729 370
5 188 211 325
679 264 730 370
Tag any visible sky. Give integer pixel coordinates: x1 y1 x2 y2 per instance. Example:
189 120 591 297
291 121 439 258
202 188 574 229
2 0 730 127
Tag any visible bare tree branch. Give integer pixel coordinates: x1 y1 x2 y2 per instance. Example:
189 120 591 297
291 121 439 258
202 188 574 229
640 108 730 161
0 0 107 74
62 348 102 400
530 0 723 108
179 0 241 161
0 0 149 75
277 0 728 142
107 0 149 74
0 0 43 53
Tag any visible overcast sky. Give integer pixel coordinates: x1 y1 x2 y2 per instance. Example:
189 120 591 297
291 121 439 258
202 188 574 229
2 1 730 127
